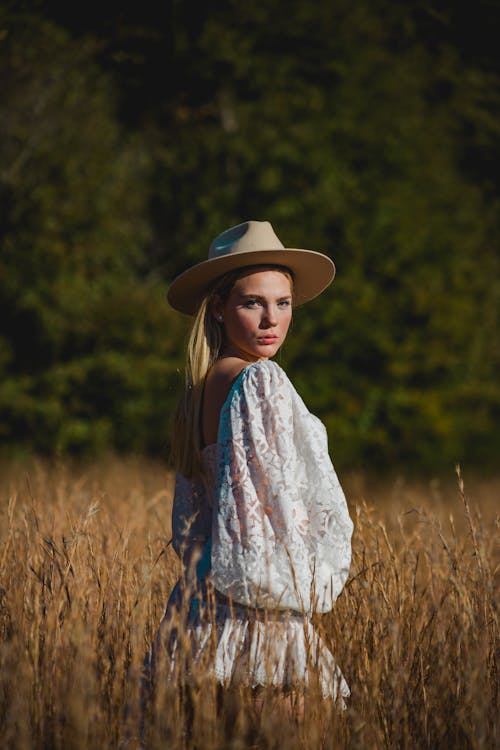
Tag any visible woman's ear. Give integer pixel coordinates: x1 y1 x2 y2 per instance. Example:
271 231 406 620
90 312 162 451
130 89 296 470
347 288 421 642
210 295 224 323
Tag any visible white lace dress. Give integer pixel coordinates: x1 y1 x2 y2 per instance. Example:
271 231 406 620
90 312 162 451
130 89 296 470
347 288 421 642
161 359 353 700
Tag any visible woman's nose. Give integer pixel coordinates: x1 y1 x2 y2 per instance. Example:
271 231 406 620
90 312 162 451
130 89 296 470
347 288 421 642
261 306 278 327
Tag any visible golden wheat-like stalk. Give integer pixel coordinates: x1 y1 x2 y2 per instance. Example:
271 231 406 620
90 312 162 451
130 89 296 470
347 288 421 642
0 458 497 749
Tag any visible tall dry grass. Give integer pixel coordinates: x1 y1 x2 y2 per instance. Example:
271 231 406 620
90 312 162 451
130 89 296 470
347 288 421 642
0 457 497 749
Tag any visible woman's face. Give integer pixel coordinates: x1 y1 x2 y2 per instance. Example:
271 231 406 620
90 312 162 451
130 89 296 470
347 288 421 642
215 268 293 362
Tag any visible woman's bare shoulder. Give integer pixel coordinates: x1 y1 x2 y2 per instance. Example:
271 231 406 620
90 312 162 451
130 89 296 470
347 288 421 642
205 357 248 395
202 357 249 445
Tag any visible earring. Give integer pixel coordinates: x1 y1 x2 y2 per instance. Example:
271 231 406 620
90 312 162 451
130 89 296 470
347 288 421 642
218 315 223 322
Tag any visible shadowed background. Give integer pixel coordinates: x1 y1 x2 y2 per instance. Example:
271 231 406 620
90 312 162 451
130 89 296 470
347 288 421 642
1 1 499 470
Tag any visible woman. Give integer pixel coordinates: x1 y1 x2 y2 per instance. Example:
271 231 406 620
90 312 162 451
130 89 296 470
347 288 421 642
153 220 353 711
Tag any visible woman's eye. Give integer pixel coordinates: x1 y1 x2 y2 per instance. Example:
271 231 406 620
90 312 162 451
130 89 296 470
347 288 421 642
244 299 259 308
278 299 291 308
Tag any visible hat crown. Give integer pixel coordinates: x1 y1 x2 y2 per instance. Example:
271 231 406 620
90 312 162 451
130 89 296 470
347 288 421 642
208 220 285 260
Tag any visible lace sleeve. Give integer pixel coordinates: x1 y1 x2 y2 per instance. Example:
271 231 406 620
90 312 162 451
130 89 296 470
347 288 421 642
211 359 353 615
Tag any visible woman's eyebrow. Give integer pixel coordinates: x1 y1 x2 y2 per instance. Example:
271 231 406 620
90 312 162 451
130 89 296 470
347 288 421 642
239 291 292 297
238 293 292 301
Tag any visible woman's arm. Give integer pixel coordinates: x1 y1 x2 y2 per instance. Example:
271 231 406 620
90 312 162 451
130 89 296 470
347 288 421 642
211 359 353 615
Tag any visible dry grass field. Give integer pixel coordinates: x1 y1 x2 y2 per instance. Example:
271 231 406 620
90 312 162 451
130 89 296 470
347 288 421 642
0 457 497 749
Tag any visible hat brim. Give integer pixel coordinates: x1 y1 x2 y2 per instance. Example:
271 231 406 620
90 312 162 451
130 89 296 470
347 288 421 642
167 248 335 315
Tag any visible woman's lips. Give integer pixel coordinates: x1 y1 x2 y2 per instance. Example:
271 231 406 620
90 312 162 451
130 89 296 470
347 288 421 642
257 336 278 344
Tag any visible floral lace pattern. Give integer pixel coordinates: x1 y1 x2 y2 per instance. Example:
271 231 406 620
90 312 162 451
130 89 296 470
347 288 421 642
211 360 353 615
166 359 353 698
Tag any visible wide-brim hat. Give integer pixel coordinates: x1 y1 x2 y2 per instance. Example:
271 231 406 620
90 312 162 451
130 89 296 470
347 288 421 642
167 220 335 315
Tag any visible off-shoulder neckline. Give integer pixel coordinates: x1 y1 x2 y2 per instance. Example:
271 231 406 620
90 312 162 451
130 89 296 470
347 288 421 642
202 359 286 452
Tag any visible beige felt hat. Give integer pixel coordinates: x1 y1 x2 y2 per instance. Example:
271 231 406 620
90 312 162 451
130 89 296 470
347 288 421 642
167 220 336 315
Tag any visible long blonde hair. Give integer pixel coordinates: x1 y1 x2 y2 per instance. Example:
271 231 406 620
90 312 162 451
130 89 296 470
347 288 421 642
171 265 293 479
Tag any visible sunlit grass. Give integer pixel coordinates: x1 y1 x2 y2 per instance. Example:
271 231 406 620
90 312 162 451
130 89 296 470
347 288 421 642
0 457 497 748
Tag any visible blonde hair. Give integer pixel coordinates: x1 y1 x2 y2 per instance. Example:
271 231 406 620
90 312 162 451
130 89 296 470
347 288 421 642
171 265 293 479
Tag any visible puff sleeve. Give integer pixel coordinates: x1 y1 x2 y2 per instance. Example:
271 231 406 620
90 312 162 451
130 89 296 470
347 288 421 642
211 359 353 615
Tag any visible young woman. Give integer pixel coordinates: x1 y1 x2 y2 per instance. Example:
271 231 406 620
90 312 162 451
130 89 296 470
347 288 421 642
153 220 353 711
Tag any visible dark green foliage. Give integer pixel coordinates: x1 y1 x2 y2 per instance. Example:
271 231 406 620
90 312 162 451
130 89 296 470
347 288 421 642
0 13 187 456
0 3 499 466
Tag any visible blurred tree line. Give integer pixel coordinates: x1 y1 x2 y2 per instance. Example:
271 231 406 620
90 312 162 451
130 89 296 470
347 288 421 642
1 1 499 469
